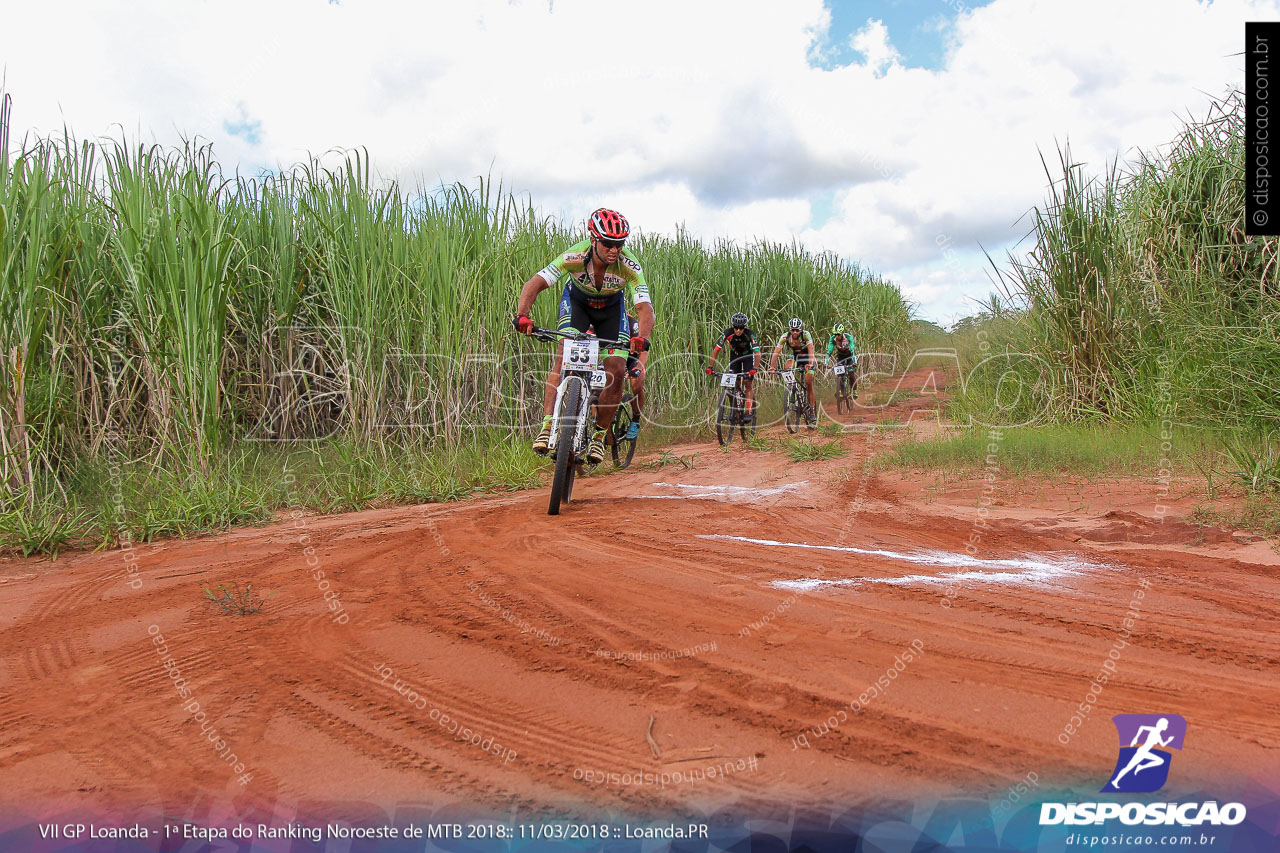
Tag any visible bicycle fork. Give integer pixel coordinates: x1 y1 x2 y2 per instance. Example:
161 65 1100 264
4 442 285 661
547 374 592 456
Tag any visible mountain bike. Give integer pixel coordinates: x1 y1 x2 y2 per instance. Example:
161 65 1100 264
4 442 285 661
713 372 755 445
832 359 856 414
531 327 628 515
779 366 817 433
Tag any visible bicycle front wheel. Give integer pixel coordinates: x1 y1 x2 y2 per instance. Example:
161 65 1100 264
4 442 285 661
785 385 800 434
548 376 584 516
715 387 735 446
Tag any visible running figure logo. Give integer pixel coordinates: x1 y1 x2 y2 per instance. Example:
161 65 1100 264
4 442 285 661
1102 714 1187 793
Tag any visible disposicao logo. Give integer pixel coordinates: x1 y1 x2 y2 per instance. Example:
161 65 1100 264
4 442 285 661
1102 713 1186 793
1039 713 1247 828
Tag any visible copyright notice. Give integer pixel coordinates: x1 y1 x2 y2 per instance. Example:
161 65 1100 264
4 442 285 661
1248 21 1280 234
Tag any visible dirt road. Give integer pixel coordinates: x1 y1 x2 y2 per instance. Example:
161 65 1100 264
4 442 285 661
2 367 1278 826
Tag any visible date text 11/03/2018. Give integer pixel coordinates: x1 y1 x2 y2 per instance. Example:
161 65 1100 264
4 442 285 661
516 823 710 841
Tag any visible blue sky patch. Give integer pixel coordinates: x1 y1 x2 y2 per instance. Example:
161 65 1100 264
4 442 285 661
810 0 996 71
808 189 839 230
223 104 263 146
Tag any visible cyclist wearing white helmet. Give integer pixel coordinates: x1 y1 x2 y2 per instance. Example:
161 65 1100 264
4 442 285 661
769 318 817 423
514 208 655 464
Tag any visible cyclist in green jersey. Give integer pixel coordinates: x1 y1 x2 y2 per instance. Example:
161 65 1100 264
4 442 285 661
825 323 858 398
768 318 817 423
513 208 654 464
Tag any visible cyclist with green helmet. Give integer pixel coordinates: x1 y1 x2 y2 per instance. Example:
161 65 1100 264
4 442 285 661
825 323 858 398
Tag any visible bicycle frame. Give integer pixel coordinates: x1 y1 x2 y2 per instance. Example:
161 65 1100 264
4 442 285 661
782 366 809 406
536 328 625 458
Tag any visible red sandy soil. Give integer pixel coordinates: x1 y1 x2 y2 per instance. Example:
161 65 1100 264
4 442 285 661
1 365 1278 827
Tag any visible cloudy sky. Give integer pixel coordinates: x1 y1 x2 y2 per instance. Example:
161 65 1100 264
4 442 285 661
2 0 1273 324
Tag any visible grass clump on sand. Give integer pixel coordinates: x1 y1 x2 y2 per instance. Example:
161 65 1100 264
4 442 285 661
881 424 1217 478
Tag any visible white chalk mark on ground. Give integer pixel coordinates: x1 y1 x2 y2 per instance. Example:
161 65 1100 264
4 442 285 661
643 481 809 500
695 534 1106 590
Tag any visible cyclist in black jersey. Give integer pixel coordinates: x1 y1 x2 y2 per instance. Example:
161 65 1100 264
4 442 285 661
704 312 760 419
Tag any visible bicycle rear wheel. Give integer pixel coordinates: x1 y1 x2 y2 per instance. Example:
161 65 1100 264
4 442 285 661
715 387 735 446
738 388 755 441
548 377 583 516
611 406 638 468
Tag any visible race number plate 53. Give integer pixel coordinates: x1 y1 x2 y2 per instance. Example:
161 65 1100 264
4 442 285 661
720 373 737 388
833 364 846 375
782 371 796 385
562 338 600 371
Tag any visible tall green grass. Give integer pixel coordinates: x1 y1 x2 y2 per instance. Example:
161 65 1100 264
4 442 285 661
0 92 913 551
958 90 1280 431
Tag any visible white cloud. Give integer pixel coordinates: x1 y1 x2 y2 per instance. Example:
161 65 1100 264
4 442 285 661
0 0 1274 323
849 19 902 76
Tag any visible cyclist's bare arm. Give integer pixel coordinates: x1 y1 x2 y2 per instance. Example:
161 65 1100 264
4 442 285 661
768 341 784 371
633 301 655 340
516 273 550 316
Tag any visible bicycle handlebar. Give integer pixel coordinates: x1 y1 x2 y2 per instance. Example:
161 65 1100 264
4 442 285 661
530 326 628 350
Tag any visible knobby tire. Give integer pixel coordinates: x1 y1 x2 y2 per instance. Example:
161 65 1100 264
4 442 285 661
548 376 583 515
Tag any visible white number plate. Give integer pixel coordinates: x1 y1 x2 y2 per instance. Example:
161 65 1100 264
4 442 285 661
590 370 607 389
562 338 600 371
781 371 796 385
833 364 846 375
720 373 737 388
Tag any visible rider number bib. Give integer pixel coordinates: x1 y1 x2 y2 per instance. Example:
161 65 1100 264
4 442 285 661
562 338 600 371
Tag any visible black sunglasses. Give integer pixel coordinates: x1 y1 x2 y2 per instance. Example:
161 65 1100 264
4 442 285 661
597 236 625 249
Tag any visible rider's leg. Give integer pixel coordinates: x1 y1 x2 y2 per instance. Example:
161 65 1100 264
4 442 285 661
625 367 645 440
532 346 565 453
744 376 755 416
595 356 627 429
588 355 626 462
805 368 815 412
535 292 582 453
542 349 564 416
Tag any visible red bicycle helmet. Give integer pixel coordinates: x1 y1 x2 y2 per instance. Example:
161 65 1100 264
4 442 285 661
587 208 630 242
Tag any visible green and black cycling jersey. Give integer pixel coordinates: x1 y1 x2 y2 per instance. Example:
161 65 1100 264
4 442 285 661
538 239 651 308
827 333 856 362
539 240 650 353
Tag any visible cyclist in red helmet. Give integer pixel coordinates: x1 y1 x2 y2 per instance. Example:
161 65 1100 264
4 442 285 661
513 208 654 464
